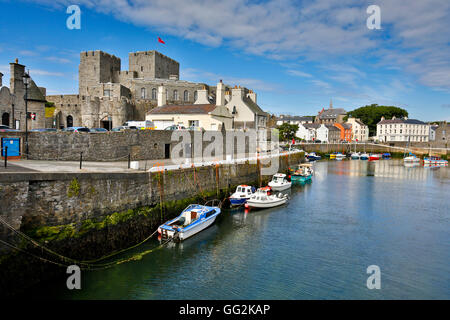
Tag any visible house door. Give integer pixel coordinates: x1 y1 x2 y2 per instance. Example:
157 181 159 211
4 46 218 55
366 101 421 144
2 112 9 126
164 144 170 159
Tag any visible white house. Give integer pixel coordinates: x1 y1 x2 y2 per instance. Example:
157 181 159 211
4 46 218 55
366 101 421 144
376 116 430 142
146 85 233 130
296 123 320 141
224 83 268 130
346 117 369 141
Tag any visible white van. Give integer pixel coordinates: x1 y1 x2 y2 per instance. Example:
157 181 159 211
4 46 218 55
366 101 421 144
123 120 155 130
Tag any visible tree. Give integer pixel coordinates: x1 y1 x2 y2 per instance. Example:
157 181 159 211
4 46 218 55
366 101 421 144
346 104 408 136
277 123 299 142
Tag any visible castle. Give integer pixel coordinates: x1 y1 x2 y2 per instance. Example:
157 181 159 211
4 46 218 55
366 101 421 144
46 50 206 129
46 50 267 130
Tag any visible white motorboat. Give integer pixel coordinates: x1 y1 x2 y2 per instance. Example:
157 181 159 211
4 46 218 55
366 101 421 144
245 187 289 209
335 153 346 160
158 204 221 241
404 153 420 163
268 173 292 191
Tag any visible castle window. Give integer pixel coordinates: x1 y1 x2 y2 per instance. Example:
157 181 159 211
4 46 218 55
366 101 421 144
173 90 179 100
104 89 111 97
141 66 144 72
152 88 157 100
141 88 146 99
184 90 189 102
194 91 198 102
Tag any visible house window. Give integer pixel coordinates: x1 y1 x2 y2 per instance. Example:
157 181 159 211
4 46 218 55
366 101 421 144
173 90 179 100
184 90 189 102
141 88 146 99
152 88 157 100
194 91 198 101
103 89 111 97
189 120 199 127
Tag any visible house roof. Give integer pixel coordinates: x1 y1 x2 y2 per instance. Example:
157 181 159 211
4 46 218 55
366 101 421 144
148 104 217 115
325 124 340 131
303 123 321 129
277 115 314 122
318 108 346 119
243 96 268 117
26 79 46 102
378 118 426 125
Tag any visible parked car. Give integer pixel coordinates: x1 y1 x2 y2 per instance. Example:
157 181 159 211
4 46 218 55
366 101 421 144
187 126 203 131
30 128 57 132
165 124 186 131
63 127 90 132
90 128 108 133
0 125 20 132
314 139 322 143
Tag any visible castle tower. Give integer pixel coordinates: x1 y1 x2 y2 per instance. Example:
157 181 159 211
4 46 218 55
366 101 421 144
128 51 179 79
79 51 121 96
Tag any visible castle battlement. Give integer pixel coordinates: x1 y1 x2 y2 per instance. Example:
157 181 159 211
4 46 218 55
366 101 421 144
81 50 121 61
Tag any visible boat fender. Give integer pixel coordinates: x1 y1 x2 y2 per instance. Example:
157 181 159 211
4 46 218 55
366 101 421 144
244 203 249 209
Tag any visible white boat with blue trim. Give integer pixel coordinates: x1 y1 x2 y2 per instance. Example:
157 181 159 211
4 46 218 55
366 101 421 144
229 185 256 207
158 204 221 241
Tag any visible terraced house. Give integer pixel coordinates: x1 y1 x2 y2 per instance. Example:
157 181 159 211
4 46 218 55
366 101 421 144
376 116 430 142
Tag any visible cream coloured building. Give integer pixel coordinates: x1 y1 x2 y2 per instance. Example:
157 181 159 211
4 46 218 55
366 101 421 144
346 117 369 141
146 85 233 130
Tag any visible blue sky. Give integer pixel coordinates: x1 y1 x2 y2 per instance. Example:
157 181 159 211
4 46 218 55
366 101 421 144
1 0 449 121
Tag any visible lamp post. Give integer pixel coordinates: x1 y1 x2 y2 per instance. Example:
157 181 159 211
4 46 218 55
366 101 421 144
23 71 30 159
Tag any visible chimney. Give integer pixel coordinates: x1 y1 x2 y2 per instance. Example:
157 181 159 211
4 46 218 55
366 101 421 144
157 85 166 107
381 116 385 121
0 72 3 87
216 80 225 106
247 89 257 104
194 85 210 104
231 85 245 101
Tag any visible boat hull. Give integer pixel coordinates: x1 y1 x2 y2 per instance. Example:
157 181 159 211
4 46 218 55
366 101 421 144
229 197 248 206
291 175 311 183
246 197 288 208
423 160 448 166
268 182 291 191
178 215 218 240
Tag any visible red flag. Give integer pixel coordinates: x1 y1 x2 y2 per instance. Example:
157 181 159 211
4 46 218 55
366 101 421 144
158 37 165 44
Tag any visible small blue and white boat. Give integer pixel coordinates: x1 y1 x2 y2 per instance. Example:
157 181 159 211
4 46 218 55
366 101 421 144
382 153 391 159
360 153 369 160
306 152 321 161
229 185 256 207
158 204 221 241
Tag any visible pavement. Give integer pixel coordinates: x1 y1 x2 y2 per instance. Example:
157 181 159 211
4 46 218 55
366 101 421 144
0 150 300 174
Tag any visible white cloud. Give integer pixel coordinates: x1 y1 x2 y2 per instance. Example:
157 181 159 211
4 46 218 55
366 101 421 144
286 69 312 78
45 56 72 64
31 69 65 77
27 0 450 91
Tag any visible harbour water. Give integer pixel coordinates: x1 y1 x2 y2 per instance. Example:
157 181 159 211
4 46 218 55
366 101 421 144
33 160 449 299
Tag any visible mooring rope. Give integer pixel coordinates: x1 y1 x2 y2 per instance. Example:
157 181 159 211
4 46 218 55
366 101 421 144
0 216 166 270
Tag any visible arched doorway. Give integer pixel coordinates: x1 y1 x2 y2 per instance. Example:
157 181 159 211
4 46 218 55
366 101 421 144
2 112 10 126
67 115 73 128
